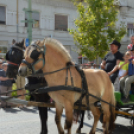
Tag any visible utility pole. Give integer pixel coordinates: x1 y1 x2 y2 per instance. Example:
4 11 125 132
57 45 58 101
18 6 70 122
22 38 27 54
16 0 19 42
21 0 37 45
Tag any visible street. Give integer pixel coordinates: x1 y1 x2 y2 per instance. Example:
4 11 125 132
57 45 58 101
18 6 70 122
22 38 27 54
0 107 134 134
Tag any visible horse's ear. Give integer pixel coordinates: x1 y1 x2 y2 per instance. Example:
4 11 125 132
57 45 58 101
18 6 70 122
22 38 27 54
38 39 45 47
21 38 26 48
36 40 40 45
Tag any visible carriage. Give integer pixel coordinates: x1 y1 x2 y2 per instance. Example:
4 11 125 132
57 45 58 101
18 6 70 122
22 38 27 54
0 38 134 134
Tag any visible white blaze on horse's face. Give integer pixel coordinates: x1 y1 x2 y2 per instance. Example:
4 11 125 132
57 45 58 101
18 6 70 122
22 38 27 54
18 64 28 77
18 45 34 77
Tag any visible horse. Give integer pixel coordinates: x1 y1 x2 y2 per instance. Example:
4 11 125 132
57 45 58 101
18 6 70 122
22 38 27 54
18 38 116 134
6 39 50 134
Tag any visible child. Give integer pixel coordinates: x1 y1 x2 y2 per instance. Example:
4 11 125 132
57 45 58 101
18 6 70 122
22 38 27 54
118 51 131 80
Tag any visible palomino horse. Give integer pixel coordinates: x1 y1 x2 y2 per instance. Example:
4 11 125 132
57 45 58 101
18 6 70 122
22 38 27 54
6 40 50 134
18 38 116 134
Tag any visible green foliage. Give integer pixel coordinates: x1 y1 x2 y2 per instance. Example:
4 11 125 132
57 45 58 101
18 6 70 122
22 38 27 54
69 0 126 60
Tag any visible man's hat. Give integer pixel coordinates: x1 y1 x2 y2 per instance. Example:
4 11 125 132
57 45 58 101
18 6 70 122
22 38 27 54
109 40 121 49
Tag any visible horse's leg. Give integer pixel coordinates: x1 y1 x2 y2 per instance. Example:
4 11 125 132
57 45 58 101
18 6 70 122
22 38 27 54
76 110 85 133
55 103 64 134
33 93 50 134
64 101 73 134
101 103 111 134
38 106 48 134
89 106 101 134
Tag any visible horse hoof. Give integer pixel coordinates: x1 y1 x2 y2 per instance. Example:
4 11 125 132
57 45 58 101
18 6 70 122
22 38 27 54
76 128 81 133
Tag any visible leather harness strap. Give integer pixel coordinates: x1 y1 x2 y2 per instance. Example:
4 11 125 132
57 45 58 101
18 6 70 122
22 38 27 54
74 64 91 118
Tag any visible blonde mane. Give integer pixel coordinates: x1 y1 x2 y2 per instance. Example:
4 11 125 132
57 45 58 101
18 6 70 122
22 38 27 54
44 38 72 62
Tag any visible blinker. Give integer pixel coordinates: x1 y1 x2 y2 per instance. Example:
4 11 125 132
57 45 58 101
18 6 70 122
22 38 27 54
30 50 40 60
23 44 46 75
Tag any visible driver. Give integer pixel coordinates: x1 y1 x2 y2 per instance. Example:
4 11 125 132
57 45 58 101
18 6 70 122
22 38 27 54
100 40 124 83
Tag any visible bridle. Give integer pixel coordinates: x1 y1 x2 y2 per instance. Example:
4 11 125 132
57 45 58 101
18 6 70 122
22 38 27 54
7 61 19 66
6 45 24 67
22 43 46 74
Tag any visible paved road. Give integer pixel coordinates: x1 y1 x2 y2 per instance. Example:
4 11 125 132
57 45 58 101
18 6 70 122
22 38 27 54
0 107 134 134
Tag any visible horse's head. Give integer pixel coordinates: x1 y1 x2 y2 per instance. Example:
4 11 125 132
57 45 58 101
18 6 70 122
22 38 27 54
6 39 25 78
19 38 72 78
18 40 45 77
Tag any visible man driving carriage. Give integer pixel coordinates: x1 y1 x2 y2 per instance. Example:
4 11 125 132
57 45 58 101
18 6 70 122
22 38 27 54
100 40 124 83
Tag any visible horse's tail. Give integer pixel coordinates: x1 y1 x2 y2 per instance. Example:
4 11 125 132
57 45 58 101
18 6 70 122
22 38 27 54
109 84 116 132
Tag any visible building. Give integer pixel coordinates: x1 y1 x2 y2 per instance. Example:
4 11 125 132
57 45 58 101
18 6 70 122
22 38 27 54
0 0 134 64
0 0 78 63
117 0 134 52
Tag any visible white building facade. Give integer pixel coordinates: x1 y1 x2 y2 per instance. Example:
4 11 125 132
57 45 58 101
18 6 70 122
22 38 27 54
0 0 79 62
0 0 134 64
117 0 134 52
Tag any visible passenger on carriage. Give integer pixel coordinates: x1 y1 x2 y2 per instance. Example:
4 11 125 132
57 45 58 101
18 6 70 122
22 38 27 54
100 40 123 83
127 35 134 52
118 51 131 80
120 46 134 103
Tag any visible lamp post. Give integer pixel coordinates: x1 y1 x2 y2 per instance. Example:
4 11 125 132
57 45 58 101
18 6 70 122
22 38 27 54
21 0 38 45
16 0 19 42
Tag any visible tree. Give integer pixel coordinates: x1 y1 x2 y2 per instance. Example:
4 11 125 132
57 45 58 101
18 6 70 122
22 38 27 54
69 0 126 60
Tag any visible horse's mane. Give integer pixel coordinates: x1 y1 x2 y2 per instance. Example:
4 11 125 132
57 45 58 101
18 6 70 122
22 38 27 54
44 38 72 62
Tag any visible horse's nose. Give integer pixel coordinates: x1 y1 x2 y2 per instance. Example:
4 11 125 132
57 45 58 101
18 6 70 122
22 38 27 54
18 69 22 75
18 68 27 76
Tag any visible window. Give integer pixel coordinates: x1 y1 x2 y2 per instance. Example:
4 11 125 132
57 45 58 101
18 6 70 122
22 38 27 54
127 23 134 37
0 6 6 24
55 14 68 31
25 12 40 28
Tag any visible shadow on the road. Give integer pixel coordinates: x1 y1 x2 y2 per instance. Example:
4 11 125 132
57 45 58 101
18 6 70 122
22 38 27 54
2 108 21 113
48 109 103 132
1 107 38 113
112 124 134 134
18 107 38 113
49 109 134 134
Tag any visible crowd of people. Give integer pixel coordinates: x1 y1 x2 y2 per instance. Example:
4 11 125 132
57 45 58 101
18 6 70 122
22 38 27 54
100 35 134 103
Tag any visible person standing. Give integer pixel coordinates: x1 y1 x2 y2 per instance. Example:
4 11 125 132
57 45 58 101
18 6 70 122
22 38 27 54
100 40 124 83
127 35 134 51
0 63 13 108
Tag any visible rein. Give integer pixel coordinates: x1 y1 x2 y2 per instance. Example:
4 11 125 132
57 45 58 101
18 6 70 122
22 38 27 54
29 64 76 77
